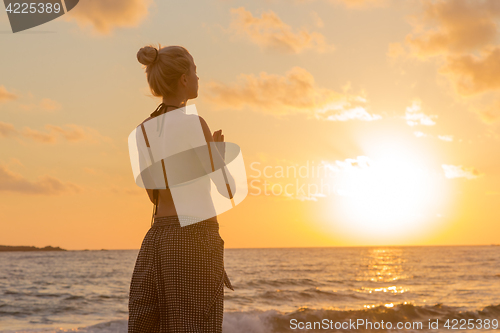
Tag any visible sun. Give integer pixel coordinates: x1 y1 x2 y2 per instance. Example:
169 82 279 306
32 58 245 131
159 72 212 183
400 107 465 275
323 139 451 244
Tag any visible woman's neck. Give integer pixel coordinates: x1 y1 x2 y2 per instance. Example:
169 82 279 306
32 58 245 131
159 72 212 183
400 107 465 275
162 96 187 109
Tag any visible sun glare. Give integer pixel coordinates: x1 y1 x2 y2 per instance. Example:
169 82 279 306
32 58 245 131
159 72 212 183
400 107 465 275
324 140 450 244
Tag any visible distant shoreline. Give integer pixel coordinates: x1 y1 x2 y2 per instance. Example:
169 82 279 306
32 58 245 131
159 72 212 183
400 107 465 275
0 245 66 252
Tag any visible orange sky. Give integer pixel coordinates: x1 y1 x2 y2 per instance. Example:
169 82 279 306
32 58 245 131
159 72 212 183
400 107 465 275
1 0 499 250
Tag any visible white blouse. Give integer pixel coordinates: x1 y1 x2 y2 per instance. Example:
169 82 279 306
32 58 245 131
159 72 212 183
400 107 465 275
128 104 247 227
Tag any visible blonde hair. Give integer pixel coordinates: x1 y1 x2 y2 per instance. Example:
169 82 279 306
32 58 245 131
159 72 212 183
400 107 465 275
137 44 192 98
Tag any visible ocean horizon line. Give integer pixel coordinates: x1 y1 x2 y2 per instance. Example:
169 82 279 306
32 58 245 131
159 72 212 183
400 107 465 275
1 243 496 252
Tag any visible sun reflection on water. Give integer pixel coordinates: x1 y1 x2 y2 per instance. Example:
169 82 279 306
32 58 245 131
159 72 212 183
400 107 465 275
355 248 411 282
354 248 413 309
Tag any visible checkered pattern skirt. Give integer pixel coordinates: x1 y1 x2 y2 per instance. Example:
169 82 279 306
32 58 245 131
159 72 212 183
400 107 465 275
128 216 234 333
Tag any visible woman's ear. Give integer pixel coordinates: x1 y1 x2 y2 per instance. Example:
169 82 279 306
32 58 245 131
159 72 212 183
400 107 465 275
179 73 188 87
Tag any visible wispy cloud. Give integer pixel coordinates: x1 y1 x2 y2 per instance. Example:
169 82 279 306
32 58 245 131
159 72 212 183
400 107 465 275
414 131 427 138
297 0 387 9
310 11 324 28
0 122 17 138
0 122 111 144
333 0 387 9
62 0 153 35
414 132 457 142
204 66 379 120
438 135 453 142
22 127 57 143
20 98 62 112
109 185 143 196
404 100 437 126
0 85 18 103
442 164 483 179
472 99 500 124
335 156 373 170
318 106 382 122
0 165 81 195
387 42 406 59
229 7 334 54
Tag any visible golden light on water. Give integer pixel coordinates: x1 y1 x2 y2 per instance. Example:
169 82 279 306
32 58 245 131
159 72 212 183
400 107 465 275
359 285 409 294
356 249 410 286
361 249 408 282
357 249 414 310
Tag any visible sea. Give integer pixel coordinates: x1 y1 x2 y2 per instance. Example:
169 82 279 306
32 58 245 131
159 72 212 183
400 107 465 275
0 246 499 332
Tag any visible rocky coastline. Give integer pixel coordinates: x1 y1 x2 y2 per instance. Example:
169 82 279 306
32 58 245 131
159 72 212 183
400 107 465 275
0 245 66 252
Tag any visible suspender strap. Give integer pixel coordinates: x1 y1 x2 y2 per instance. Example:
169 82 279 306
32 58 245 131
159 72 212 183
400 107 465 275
148 103 180 227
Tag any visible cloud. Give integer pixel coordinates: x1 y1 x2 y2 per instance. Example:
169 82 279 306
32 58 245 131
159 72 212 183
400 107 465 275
63 0 153 35
387 42 406 59
45 124 90 142
19 97 63 112
297 0 387 9
0 122 18 138
438 135 453 142
229 7 335 54
319 106 382 121
333 0 387 9
0 85 18 103
472 99 500 124
414 131 427 138
23 124 109 144
442 164 483 179
0 165 81 195
308 156 373 177
204 66 379 120
437 46 500 122
22 127 57 143
405 0 500 58
440 47 500 96
40 98 62 111
310 11 324 28
287 192 326 201
110 185 143 196
404 100 437 126
414 132 456 142
393 0 500 125
335 156 373 170
83 167 99 175
439 47 500 123
0 122 110 144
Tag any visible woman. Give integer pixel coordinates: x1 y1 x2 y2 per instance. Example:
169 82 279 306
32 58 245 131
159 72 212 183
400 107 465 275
128 44 234 333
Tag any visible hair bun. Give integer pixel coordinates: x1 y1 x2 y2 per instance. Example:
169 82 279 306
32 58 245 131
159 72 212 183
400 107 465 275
137 46 157 66
137 44 191 98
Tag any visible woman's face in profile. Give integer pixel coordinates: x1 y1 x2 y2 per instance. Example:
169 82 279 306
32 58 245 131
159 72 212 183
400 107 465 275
187 55 199 99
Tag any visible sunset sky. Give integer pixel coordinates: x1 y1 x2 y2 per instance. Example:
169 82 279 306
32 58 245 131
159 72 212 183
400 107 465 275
1 0 499 250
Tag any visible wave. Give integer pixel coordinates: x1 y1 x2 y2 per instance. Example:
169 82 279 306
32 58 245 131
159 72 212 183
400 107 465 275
0 319 128 333
224 303 500 333
1 303 499 333
245 278 319 288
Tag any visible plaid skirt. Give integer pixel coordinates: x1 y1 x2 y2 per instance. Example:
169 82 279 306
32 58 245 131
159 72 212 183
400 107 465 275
128 216 234 333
